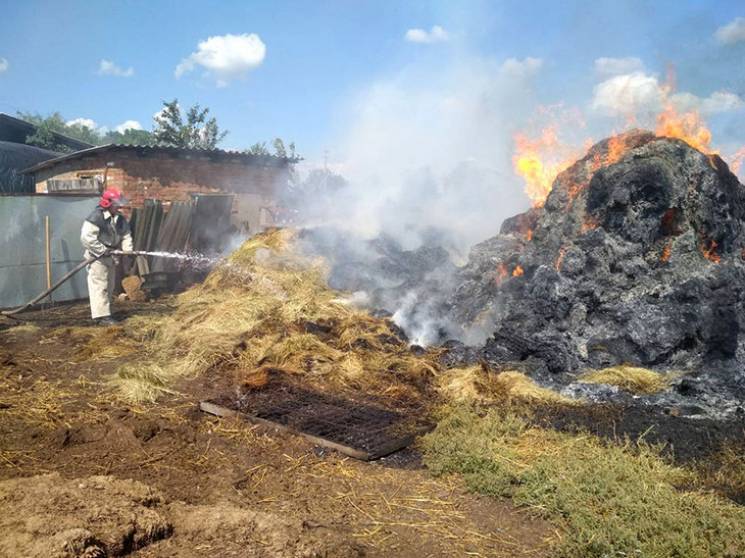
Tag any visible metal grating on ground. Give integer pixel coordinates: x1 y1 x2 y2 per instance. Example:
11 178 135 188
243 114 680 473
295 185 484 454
201 381 431 460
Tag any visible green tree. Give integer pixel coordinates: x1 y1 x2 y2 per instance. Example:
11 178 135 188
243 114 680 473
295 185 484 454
16 111 66 131
152 99 227 149
245 141 270 156
272 138 287 158
18 111 156 150
65 121 102 145
18 111 78 152
102 128 156 146
245 138 299 160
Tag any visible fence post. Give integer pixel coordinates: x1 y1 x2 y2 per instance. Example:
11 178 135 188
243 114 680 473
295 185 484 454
45 215 52 298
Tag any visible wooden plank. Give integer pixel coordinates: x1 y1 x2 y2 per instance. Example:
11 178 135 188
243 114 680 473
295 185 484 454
200 400 372 460
44 215 52 293
367 424 434 460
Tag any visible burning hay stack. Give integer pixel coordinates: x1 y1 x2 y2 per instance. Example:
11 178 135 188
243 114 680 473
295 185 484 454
449 130 745 415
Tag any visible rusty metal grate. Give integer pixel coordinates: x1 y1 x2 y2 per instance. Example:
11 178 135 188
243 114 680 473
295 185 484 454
201 381 431 460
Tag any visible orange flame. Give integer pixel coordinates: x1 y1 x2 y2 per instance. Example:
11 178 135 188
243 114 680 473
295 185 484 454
513 127 577 207
606 134 631 165
496 263 509 284
701 239 721 264
513 127 636 207
660 243 672 263
512 265 524 277
525 229 534 241
655 104 712 153
581 216 599 234
555 246 567 272
512 68 743 206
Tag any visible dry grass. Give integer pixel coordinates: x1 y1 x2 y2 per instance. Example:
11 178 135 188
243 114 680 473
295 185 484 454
578 365 677 394
113 362 180 403
694 442 745 504
111 228 444 403
422 406 745 558
439 365 573 405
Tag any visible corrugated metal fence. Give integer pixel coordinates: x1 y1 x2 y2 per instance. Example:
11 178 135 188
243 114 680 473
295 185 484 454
0 195 98 309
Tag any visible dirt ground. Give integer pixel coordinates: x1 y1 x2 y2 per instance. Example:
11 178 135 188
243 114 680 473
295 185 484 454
0 301 553 557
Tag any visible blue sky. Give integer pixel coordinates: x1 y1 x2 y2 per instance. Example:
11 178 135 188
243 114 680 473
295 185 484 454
1 0 744 162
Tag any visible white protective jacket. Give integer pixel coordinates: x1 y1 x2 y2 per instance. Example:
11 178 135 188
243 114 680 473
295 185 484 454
80 206 133 257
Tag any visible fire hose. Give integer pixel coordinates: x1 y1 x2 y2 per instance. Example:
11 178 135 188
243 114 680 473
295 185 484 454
0 250 158 317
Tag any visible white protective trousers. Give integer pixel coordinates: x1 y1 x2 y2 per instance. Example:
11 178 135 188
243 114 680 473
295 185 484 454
81 210 132 320
86 253 116 319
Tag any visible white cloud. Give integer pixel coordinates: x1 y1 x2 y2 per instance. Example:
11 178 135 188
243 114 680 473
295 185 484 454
591 72 664 115
115 120 143 133
500 57 543 79
672 90 745 115
594 56 644 76
67 117 98 129
404 25 449 44
592 71 745 117
98 59 134 77
715 17 745 44
175 33 266 86
0 58 8 73
700 90 745 113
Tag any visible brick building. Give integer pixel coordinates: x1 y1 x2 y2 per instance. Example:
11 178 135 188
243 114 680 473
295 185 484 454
22 144 292 233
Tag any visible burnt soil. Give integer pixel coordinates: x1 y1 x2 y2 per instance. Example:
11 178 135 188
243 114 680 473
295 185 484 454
0 301 552 557
531 403 745 464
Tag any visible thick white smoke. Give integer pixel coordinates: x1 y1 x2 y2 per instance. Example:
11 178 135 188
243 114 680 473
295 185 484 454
297 55 543 254
287 55 548 345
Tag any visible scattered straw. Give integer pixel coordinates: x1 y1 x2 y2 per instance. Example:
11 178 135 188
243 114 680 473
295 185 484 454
439 366 573 405
0 323 41 337
0 374 108 428
578 365 678 394
113 363 179 403
111 228 444 403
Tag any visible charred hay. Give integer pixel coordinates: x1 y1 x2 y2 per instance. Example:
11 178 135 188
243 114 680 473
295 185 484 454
447 131 745 418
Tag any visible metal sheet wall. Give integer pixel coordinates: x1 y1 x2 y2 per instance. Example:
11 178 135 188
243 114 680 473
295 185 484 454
0 195 98 308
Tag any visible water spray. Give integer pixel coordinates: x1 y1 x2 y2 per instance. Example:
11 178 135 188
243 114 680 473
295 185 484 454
1 250 216 317
109 250 218 268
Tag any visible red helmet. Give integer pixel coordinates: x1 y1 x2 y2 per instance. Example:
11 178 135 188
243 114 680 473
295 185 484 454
99 188 128 209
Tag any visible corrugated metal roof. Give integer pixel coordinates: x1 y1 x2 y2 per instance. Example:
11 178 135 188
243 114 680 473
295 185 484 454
22 143 294 174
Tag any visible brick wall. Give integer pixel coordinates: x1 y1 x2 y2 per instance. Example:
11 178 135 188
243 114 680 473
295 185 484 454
34 151 289 231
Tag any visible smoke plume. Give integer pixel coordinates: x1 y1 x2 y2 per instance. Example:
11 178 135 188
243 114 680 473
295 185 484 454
296 55 544 252
284 55 551 344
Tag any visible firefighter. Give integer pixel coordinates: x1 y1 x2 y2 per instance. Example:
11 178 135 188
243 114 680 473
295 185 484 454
80 188 133 325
